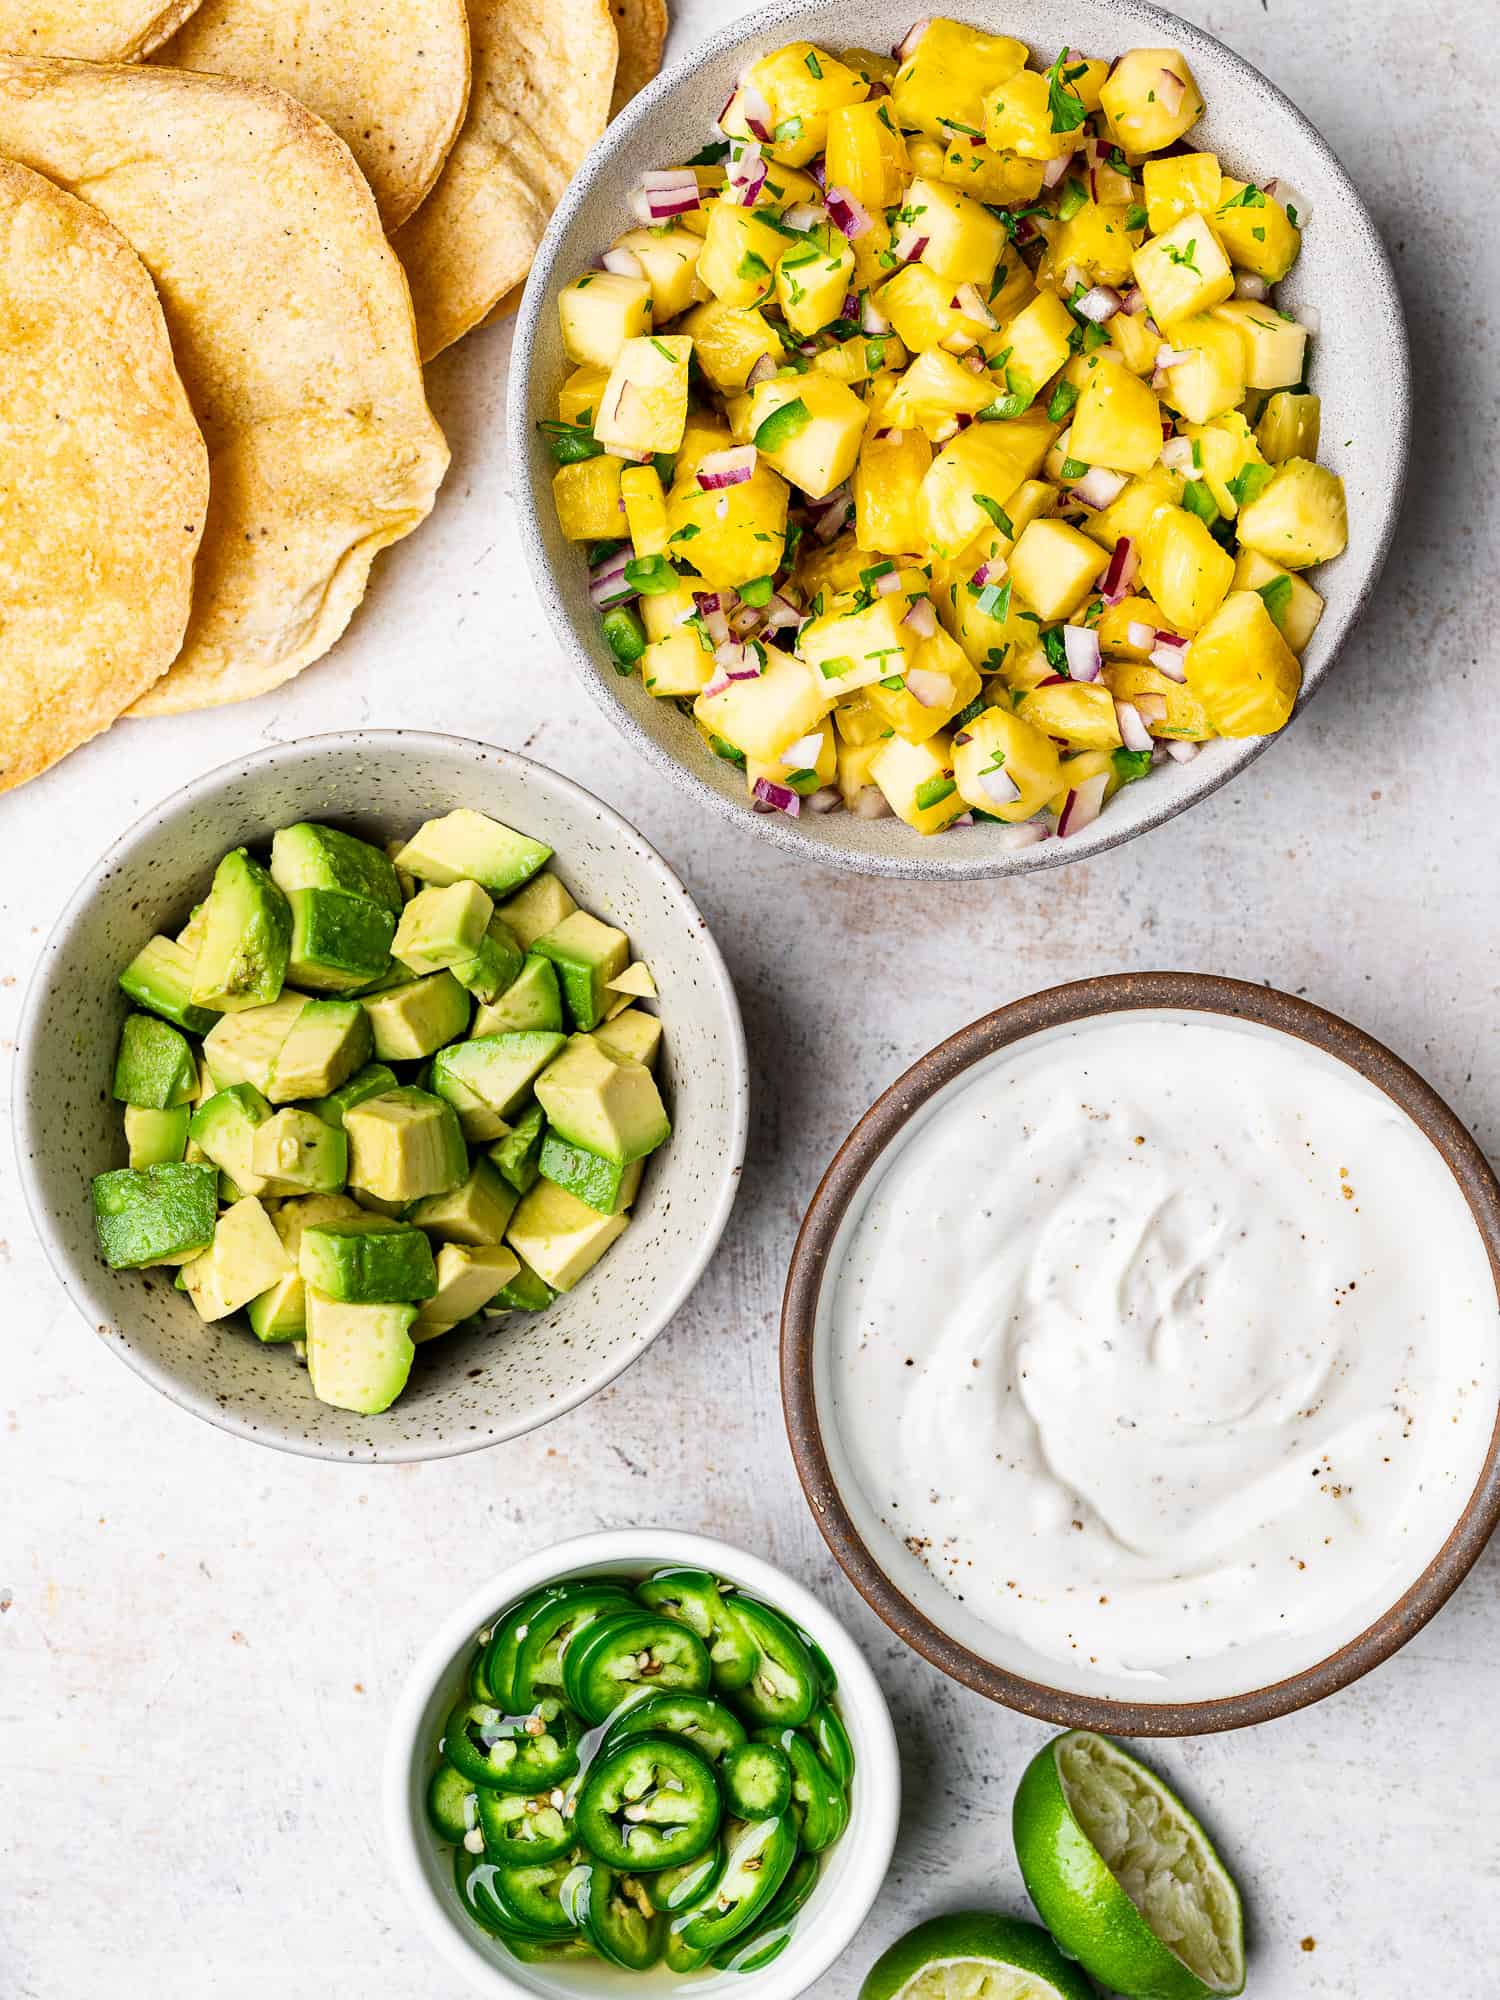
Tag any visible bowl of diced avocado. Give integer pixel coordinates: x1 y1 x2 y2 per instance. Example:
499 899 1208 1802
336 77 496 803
509 0 1408 878
16 732 749 1461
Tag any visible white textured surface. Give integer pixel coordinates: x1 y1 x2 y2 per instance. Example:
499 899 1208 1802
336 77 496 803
1 1 1495 1994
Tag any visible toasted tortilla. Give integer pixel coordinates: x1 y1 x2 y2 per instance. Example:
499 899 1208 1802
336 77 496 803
156 0 472 231
392 0 617 361
0 0 202 60
0 156 207 791
0 56 449 715
608 0 666 116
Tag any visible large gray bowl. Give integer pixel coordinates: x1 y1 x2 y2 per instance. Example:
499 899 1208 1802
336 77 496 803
15 732 749 1462
510 0 1409 880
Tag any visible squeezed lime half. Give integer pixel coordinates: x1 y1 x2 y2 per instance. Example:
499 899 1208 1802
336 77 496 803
860 1910 1096 2000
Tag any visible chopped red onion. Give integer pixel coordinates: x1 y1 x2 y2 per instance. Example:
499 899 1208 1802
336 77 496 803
1127 619 1155 650
862 293 892 336
851 784 892 818
809 156 827 189
949 812 975 828
997 819 1050 849
894 19 929 60
627 189 657 225
1061 261 1088 296
971 555 1006 588
875 569 903 595
1114 699 1153 752
1149 634 1188 681
1057 771 1108 836
1156 68 1186 115
1042 149 1075 189
1075 284 1123 324
764 592 805 632
1232 271 1269 301
1063 624 1102 681
746 354 777 390
1155 342 1194 370
752 776 799 815
738 82 773 144
602 246 645 279
979 765 1022 806
726 139 767 206
1035 673 1070 687
901 597 938 640
1073 466 1127 509
1122 284 1146 315
951 281 999 329
1264 179 1311 226
588 546 633 609
1297 305 1321 335
939 330 978 356
808 486 853 543
639 169 702 220
1101 535 1138 605
696 445 758 491
1165 738 1200 763
783 202 826 232
716 640 764 680
892 227 930 264
781 730 825 768
1134 692 1167 726
693 590 720 614
729 601 764 640
904 664 951 707
806 786 843 813
825 186 872 239
1158 436 1197 476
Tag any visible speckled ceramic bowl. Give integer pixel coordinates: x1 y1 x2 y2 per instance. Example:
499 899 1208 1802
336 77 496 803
510 0 1409 880
15 732 748 1463
384 1528 900 2000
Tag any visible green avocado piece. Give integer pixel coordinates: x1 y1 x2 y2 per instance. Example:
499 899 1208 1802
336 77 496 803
311 1061 399 1129
344 1086 467 1202
202 991 308 1095
386 838 417 903
488 1102 546 1195
532 912 630 1031
176 901 208 956
497 871 578 951
494 1256 557 1313
91 1162 219 1269
191 849 292 1013
537 1132 644 1216
269 998 372 1102
305 1291 416 1414
392 879 495 974
299 1219 438 1303
124 1103 191 1168
427 1048 510 1143
414 1243 520 1339
505 1178 629 1292
593 1006 663 1071
286 888 396 993
471 953 562 1036
395 809 552 897
113 1012 197 1109
270 822 405 915
533 1035 670 1167
189 1083 275 1195
452 915 525 1004
408 1156 519 1245
360 970 471 1060
432 1030 565 1123
119 935 219 1035
246 1192 364 1341
180 1196 293 1322
250 1108 348 1194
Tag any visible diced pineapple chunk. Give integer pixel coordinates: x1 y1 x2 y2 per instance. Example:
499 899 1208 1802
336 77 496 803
747 717 836 799
749 374 866 499
1131 213 1235 327
1179 412 1268 518
1100 48 1205 154
775 223 856 337
642 626 716 697
1139 505 1235 632
834 688 888 745
869 730 966 833
797 590 918 698
1097 595 1180 657
918 408 1056 557
1008 518 1109 621
693 651 835 760
1211 300 1307 389
558 363 610 425
1106 305 1164 376
1069 358 1163 475
1100 660 1212 739
725 43 869 167
929 138 1045 206
1159 315 1246 424
673 414 735 484
881 348 998 439
698 203 787 308
999 290 1077 401
814 333 909 387
559 271 653 367
866 626 981 742
640 584 697 642
892 17 1028 143
620 464 669 555
1018 678 1122 750
875 264 992 353
552 456 626 540
952 705 1061 819
1256 390 1321 465
855 428 933 552
1232 548 1325 654
613 225 705 322
1213 180 1300 282
664 461 790 591
593 334 691 456
903 176 1006 286
1083 463 1183 550
1186 590 1301 734
1142 152 1222 233
681 302 784 393
826 99 910 208
835 733 884 804
1236 458 1347 569
983 68 1073 162
1053 201 1138 287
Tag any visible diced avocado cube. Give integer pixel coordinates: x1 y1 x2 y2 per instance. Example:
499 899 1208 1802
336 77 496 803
538 1133 644 1216
344 1086 468 1202
353 1188 408 1218
250 1109 348 1194
247 1192 364 1342
306 1291 416 1414
91 1162 219 1269
113 1013 197 1109
311 1061 400 1128
488 1102 546 1195
452 916 525 1004
414 1243 520 1341
408 1157 519 1245
607 961 658 1001
505 1178 629 1292
395 808 552 897
386 838 417 902
498 871 577 950
286 888 396 993
181 1196 293 1322
124 1104 191 1168
594 1006 663 1071
392 879 495 975
269 822 404 915
190 1083 276 1195
534 1035 670 1167
431 1031 566 1124
191 849 292 1013
176 902 208 956
360 970 471 1060
299 1219 438 1303
495 1257 557 1313
202 992 308 1093
472 954 563 1035
119 935 219 1035
427 1049 510 1143
533 911 630 1030
269 999 373 1102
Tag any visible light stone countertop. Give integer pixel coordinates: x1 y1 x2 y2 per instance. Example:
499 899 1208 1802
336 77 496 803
2 1 1496 1993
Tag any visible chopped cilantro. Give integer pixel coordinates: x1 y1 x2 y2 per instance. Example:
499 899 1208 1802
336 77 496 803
1251 225 1266 242
708 733 746 767
1220 184 1267 210
803 49 822 77
650 338 677 364
1164 238 1201 273
972 495 1015 535
1124 202 1149 232
975 579 1012 621
951 694 986 729
737 250 771 283
1060 455 1089 480
752 397 811 450
1044 50 1090 133
1040 627 1069 673
537 417 602 465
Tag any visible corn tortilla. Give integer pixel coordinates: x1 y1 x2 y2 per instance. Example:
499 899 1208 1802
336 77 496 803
0 156 207 791
156 0 472 232
392 0 617 362
608 0 666 116
0 55 448 715
0 0 203 61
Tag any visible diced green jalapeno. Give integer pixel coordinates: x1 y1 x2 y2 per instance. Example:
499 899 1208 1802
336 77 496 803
441 1696 581 1793
562 1612 713 1723
574 1734 721 1872
638 1568 758 1689
722 1741 793 1820
600 1691 747 1766
723 1599 821 1726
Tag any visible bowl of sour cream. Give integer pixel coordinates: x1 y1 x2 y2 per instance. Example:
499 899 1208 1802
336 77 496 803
782 973 1500 1733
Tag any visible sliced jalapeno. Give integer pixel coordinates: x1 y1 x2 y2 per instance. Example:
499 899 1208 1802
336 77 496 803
427 1763 480 1845
578 1860 667 1969
637 1567 758 1689
600 1691 747 1767
484 1852 581 1939
724 1599 820 1727
721 1740 793 1820
512 1584 635 1710
441 1696 581 1793
755 1726 849 1853
653 1840 724 1913
672 1814 798 1953
574 1734 721 1872
796 1623 839 1697
500 1933 596 1964
477 1786 573 1865
562 1612 712 1723
806 1701 855 1787
710 1848 819 1972
483 1579 630 1711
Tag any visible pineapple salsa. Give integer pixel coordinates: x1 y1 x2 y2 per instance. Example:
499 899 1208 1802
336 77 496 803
543 17 1349 840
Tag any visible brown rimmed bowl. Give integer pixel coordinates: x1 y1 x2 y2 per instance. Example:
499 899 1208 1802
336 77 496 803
781 972 1500 1734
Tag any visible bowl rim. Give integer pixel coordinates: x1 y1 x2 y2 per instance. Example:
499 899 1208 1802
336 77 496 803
780 971 1500 1734
14 728 750 1465
382 1526 902 2000
507 0 1412 881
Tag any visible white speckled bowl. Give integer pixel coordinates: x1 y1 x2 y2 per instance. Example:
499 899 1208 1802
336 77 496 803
384 1529 901 2000
510 0 1409 880
15 732 749 1463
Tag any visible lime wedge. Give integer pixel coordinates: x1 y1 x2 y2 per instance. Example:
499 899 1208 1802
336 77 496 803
860 1911 1095 2000
1012 1730 1245 2000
